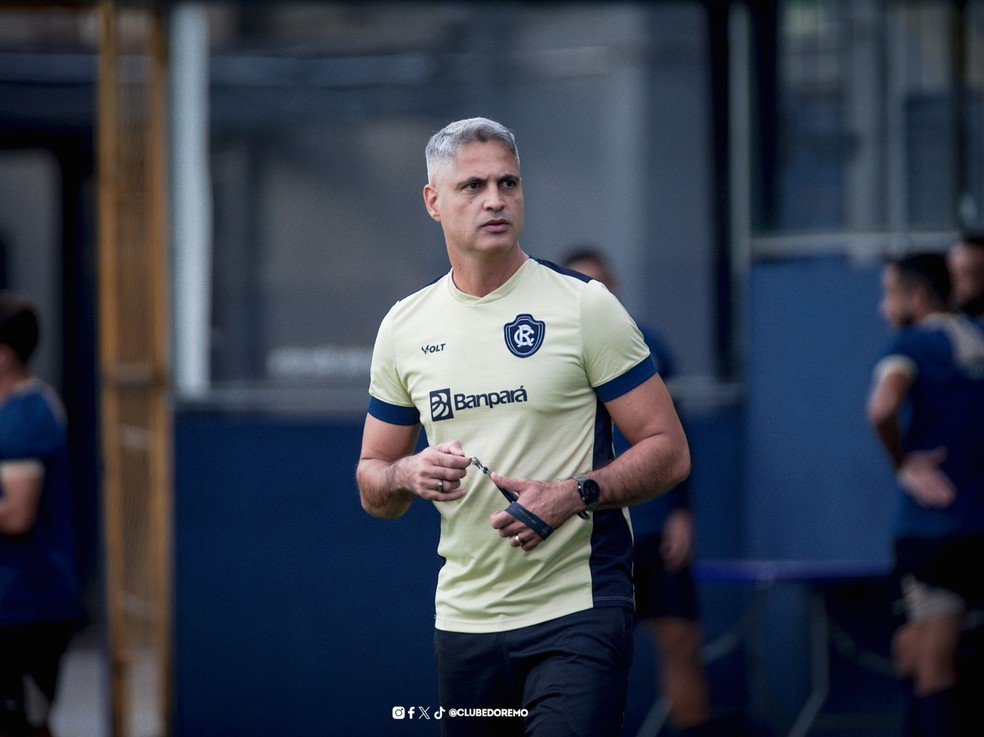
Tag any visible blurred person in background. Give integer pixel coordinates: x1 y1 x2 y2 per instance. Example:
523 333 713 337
947 234 984 317
868 253 984 737
563 248 712 737
0 294 84 737
357 117 690 737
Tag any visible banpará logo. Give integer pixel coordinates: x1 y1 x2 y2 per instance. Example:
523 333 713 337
430 388 454 422
504 314 545 358
429 386 529 422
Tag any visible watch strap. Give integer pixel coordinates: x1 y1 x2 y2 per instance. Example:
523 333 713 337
574 475 599 513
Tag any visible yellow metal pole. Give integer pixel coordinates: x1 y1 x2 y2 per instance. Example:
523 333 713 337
147 9 174 733
96 2 128 736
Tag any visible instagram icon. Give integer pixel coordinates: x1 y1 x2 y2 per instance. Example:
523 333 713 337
392 706 406 720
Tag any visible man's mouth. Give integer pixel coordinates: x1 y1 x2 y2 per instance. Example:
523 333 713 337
482 219 509 232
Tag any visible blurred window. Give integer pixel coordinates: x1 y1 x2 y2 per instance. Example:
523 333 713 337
197 3 715 411
756 0 984 246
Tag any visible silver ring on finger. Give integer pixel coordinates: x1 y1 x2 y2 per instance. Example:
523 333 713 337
437 478 444 493
511 535 522 548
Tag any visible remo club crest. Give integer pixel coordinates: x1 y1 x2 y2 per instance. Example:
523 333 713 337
504 314 545 358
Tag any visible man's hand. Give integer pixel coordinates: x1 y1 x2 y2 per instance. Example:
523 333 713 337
897 447 956 508
660 509 694 571
488 473 584 551
357 414 471 518
396 441 471 502
0 460 43 535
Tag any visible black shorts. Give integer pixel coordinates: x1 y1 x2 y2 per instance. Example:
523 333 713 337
894 534 984 608
434 607 634 737
632 533 700 621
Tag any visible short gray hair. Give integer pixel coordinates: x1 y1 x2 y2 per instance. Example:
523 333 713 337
425 117 520 182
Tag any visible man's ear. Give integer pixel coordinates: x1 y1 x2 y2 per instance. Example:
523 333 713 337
423 183 441 222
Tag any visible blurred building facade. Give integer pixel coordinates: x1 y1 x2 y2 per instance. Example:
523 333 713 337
1 2 983 736
2 1 981 405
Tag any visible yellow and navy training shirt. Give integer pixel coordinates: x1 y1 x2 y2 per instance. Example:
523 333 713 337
368 257 655 633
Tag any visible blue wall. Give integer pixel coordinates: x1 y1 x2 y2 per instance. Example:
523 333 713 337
172 407 745 736
738 254 902 730
172 254 905 735
744 254 896 563
173 414 443 737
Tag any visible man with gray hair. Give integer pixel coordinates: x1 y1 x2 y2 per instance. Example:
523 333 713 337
357 117 690 736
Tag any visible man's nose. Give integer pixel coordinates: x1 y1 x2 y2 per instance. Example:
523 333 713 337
484 187 505 210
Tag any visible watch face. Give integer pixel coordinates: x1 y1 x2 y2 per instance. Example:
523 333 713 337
578 477 600 504
585 479 600 502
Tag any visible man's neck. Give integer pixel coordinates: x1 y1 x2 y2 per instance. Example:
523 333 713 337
450 248 529 297
0 368 32 401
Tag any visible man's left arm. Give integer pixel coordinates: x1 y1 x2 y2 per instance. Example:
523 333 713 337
590 373 690 507
489 374 689 549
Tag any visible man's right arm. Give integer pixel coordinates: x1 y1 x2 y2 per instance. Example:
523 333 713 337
867 360 956 508
867 364 911 469
0 460 43 535
356 414 469 518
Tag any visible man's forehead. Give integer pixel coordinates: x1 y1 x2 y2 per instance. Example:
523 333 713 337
430 141 519 187
451 141 518 172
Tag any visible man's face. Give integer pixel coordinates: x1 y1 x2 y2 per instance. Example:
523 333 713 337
423 141 524 259
947 242 984 313
879 264 916 328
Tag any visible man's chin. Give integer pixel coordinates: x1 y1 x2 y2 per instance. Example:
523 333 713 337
474 239 519 256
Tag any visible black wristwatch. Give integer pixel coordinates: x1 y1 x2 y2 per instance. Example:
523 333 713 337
574 475 601 512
